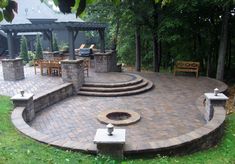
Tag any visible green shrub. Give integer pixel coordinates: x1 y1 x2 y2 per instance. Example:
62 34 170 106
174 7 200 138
59 42 69 52
35 35 43 59
52 33 59 51
28 51 36 60
20 36 29 63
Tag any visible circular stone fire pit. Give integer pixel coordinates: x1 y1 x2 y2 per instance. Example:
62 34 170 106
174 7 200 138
97 110 141 126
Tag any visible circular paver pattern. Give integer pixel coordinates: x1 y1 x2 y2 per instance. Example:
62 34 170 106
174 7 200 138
29 72 227 152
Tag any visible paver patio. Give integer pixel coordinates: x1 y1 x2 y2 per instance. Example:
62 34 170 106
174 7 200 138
0 62 227 152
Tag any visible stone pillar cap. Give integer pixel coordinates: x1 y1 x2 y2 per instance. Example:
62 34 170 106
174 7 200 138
204 93 228 100
94 129 126 144
11 93 34 101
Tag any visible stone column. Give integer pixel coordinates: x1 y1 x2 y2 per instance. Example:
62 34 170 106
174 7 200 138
11 92 34 122
204 92 228 122
61 59 84 93
2 58 25 81
94 51 117 73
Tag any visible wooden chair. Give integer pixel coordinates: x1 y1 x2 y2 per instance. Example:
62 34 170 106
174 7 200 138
75 44 86 53
39 60 51 75
50 61 61 76
89 44 95 49
33 59 43 75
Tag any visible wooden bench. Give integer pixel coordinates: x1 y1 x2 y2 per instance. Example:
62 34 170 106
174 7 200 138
174 61 200 78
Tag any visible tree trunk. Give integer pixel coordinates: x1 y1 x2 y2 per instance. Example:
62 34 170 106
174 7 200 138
216 5 230 81
152 2 161 72
111 12 120 50
157 41 162 72
206 50 211 77
153 32 158 72
135 27 141 72
227 34 232 70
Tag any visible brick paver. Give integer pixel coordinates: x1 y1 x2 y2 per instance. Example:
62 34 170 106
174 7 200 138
1 61 226 152
0 62 64 96
28 70 226 151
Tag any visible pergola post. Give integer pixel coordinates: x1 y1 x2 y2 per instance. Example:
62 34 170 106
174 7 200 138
68 29 75 60
99 30 105 53
7 31 15 59
48 30 53 52
13 32 18 55
43 30 53 51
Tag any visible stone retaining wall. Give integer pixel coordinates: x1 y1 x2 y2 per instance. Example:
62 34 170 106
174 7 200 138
124 106 226 155
34 83 73 113
11 94 227 156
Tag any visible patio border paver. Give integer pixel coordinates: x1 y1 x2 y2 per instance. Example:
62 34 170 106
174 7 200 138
10 71 228 155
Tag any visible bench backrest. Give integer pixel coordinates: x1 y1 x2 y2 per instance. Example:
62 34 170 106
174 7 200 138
175 61 200 69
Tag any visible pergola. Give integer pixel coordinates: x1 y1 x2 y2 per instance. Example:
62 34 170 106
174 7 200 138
0 22 106 60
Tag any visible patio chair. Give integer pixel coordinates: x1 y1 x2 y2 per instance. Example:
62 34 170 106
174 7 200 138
39 60 51 75
89 44 95 49
75 44 86 53
50 61 61 76
33 59 43 75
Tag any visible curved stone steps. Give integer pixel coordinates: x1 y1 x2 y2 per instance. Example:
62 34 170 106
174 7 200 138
83 75 143 88
80 79 149 92
78 80 153 97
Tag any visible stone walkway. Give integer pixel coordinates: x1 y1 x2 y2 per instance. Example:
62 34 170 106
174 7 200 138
0 62 64 96
1 62 227 152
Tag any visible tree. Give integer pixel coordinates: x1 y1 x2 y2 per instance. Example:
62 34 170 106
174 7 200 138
10 0 234 78
35 35 43 59
20 36 29 63
52 33 59 51
216 2 231 81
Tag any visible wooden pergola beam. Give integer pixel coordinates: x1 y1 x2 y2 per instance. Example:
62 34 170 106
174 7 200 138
1 22 107 60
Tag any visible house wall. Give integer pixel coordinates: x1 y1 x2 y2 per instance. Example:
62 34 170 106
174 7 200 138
41 30 86 51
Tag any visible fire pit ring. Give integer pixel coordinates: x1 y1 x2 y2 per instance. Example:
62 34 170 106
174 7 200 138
97 109 141 126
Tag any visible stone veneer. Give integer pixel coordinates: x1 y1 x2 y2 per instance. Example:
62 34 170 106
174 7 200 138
11 100 227 155
94 50 118 73
33 83 73 113
43 51 54 60
61 59 84 93
2 58 24 81
11 93 34 122
11 83 73 122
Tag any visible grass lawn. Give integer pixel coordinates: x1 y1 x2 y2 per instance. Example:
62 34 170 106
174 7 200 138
0 86 235 164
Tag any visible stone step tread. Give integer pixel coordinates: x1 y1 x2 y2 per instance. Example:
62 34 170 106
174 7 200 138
78 81 153 97
80 79 148 92
84 76 143 88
